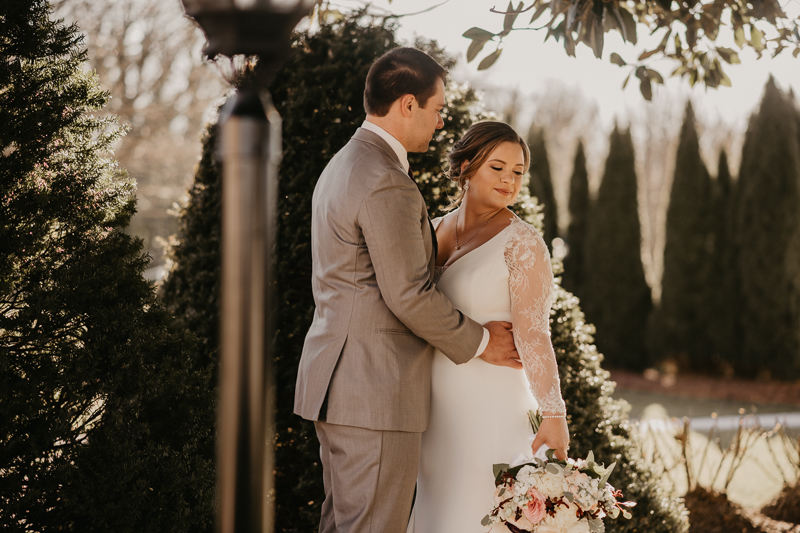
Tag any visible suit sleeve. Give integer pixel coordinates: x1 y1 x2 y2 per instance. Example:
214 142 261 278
358 169 484 365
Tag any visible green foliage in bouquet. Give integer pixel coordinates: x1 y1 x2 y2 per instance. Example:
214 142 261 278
1 2 213 531
549 269 689 532
583 126 652 370
733 78 800 379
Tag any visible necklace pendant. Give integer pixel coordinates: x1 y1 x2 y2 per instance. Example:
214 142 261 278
455 246 461 250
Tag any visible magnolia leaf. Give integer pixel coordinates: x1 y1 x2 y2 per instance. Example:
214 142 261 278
751 25 765 51
717 46 741 64
501 1 525 36
592 17 604 58
618 6 637 45
734 26 746 48
467 38 490 62
646 68 664 84
610 52 626 66
478 48 502 70
463 27 495 41
640 77 653 100
530 2 550 24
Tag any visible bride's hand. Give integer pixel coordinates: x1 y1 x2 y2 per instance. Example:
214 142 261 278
531 417 570 461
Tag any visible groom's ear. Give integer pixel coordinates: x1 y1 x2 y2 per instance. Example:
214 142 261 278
398 94 416 117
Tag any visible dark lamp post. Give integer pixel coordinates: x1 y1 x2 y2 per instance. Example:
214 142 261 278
178 1 315 533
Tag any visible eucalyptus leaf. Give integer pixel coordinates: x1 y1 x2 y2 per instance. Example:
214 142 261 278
493 463 511 480
481 515 492 527
600 461 616 485
563 491 574 502
546 463 561 474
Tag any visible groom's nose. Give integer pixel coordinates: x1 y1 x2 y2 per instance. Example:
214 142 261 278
436 113 444 129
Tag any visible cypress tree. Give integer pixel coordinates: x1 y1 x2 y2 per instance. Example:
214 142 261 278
651 103 715 369
584 126 652 370
734 78 800 378
527 126 559 248
562 141 589 299
1 2 213 531
706 150 742 368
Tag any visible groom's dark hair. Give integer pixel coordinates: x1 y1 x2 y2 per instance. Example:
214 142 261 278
364 47 447 117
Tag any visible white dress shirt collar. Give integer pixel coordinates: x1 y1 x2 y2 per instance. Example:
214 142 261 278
361 120 409 173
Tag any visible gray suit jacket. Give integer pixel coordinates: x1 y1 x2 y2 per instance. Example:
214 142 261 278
293 128 485 432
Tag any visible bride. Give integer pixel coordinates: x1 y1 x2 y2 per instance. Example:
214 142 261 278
407 121 570 533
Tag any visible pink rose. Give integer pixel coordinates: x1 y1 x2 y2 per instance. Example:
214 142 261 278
523 487 546 524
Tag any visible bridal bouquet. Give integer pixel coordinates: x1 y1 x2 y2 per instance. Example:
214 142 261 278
481 411 634 533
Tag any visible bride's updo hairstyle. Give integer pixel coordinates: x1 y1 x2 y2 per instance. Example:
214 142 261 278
445 121 530 210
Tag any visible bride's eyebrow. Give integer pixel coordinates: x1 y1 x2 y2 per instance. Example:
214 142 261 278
488 158 524 167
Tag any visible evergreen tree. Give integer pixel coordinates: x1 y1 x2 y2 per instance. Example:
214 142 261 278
651 103 715 369
527 126 559 249
584 126 652 370
707 150 742 368
1 2 213 531
562 141 589 299
734 78 800 378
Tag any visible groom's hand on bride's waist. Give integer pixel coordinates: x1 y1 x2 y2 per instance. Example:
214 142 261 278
478 321 522 369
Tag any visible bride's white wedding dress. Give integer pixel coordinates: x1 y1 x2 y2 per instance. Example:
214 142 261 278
407 214 566 533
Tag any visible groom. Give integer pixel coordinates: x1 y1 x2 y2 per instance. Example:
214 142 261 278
294 47 521 533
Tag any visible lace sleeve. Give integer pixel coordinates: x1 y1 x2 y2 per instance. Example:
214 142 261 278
504 219 566 415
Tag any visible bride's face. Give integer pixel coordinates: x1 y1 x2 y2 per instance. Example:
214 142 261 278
462 141 525 208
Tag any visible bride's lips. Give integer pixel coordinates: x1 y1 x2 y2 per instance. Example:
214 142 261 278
495 188 512 195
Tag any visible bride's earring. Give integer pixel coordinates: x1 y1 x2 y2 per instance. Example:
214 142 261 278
463 180 470 192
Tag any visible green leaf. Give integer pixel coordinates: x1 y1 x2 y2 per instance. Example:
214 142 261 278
493 462 511 480
467 38 489 62
463 27 496 41
674 33 683 54
530 2 550 24
481 515 492 527
640 77 652 101
610 53 626 66
646 68 664 84
734 26 746 48
716 46 741 64
600 461 616 484
477 48 502 70
546 462 561 474
563 491 574 502
794 47 800 58
622 71 631 88
750 25 765 51
502 1 525 36
617 6 637 45
528 409 542 432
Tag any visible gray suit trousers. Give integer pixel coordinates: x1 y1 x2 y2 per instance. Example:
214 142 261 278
315 421 420 533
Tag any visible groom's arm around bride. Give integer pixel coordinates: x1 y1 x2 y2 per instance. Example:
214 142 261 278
293 47 520 533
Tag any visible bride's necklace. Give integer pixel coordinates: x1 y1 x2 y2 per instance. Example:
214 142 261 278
454 209 499 250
